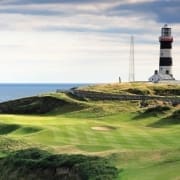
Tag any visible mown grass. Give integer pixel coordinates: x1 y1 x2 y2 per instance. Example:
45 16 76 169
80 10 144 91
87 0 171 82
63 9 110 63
0 84 179 179
0 111 179 179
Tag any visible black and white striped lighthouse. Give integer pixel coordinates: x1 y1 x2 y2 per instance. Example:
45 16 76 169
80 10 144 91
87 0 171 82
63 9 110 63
159 24 173 77
149 24 175 82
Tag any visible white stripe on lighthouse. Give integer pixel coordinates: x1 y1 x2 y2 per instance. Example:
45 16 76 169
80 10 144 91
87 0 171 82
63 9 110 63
160 49 171 58
159 66 172 75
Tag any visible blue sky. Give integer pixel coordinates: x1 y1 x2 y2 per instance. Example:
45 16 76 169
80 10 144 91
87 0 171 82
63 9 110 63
0 0 179 82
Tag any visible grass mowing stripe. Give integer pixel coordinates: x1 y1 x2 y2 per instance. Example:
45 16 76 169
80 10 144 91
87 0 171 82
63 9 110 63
75 125 92 144
132 128 165 149
136 129 163 148
116 133 134 149
158 136 180 147
91 131 110 146
55 125 71 144
64 126 80 145
150 132 180 148
84 129 99 145
105 133 122 146
120 128 163 149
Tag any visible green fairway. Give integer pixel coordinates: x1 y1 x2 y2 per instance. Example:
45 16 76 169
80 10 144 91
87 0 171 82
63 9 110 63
0 91 179 179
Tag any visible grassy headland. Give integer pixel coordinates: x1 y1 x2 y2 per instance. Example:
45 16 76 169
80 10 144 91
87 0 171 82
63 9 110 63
79 82 180 96
0 82 179 179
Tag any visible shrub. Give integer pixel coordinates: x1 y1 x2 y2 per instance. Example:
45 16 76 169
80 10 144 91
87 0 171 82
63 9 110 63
145 105 171 114
0 148 119 180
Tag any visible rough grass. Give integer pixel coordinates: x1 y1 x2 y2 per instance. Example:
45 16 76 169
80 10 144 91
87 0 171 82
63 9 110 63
133 105 172 120
0 95 85 115
79 82 180 96
149 109 180 127
0 136 32 153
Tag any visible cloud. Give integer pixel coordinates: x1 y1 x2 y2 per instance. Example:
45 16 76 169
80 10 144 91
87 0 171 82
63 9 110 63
0 0 156 5
0 0 179 82
109 0 180 23
0 0 179 31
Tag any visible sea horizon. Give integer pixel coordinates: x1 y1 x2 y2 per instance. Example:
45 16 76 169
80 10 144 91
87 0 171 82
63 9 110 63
0 83 91 102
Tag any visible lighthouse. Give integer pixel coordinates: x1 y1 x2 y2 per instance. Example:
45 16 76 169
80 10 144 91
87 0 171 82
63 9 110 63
149 24 175 82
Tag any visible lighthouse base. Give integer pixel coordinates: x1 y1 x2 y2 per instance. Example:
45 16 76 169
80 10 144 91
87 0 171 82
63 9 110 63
149 70 175 83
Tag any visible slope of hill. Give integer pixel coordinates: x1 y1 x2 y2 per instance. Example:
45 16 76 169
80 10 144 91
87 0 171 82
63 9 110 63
0 94 85 114
0 83 179 179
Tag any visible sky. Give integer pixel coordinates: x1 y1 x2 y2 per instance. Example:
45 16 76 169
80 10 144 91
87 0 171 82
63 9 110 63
0 0 179 83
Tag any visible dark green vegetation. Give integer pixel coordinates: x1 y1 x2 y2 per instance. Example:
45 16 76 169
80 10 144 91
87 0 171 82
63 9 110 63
0 96 83 114
0 82 179 180
149 109 180 127
0 148 118 180
0 123 20 135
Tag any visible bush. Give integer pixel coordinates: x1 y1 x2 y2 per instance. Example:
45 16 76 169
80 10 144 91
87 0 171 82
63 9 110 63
171 110 180 119
127 88 150 95
0 148 119 180
145 105 171 114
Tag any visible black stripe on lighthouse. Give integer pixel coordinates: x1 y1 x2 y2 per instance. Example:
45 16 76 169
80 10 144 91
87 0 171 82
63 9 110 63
159 57 172 66
160 41 172 49
159 36 173 66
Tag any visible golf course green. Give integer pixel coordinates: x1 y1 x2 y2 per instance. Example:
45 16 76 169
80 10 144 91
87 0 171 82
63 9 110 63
0 83 179 179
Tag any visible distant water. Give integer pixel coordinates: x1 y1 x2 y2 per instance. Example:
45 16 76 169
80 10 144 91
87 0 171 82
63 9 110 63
0 83 89 102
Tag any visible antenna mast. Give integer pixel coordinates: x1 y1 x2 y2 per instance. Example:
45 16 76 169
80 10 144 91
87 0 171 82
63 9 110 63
129 36 135 82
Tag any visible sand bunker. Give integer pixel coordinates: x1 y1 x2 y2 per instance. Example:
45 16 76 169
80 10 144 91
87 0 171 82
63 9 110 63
91 126 116 131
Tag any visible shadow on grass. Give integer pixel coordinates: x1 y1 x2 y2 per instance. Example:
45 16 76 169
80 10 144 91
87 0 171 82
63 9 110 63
148 110 180 127
0 123 20 135
0 123 43 135
133 106 171 120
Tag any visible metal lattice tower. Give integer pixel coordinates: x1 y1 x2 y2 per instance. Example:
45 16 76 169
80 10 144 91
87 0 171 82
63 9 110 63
129 36 135 82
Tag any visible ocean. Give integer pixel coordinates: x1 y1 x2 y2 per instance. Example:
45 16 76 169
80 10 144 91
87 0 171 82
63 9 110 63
0 83 89 102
